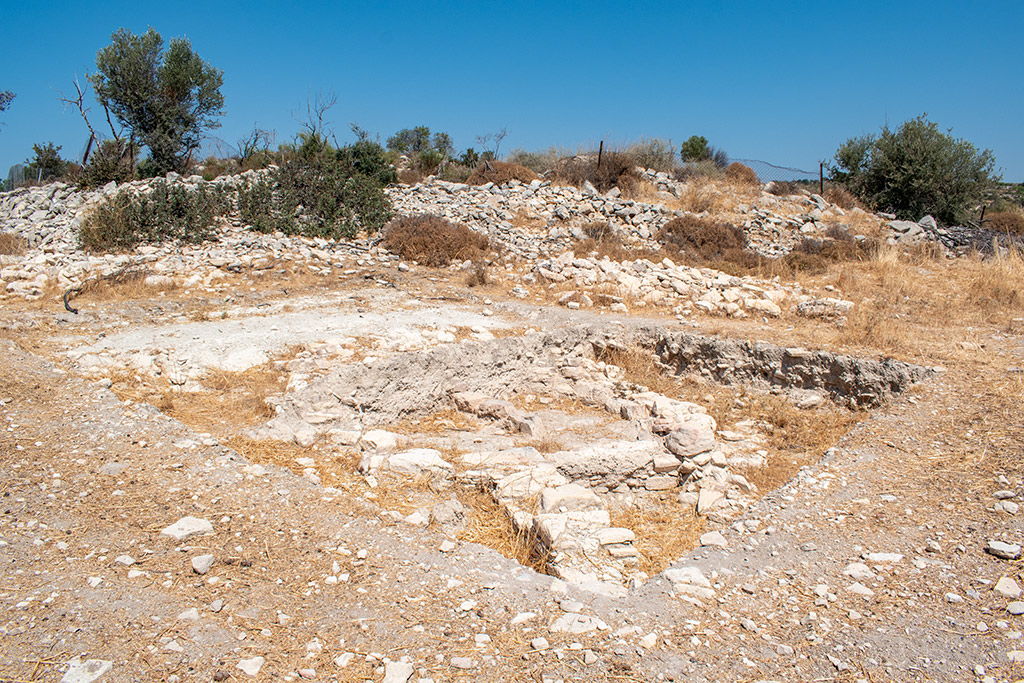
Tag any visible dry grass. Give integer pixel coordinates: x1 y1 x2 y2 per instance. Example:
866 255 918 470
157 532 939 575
0 233 29 255
676 177 727 214
383 214 493 267
455 486 551 573
609 495 706 576
466 160 539 186
823 184 860 210
983 205 1024 235
594 344 681 396
390 408 480 436
824 242 1024 355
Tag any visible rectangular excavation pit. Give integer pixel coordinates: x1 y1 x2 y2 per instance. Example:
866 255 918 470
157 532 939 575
233 324 932 596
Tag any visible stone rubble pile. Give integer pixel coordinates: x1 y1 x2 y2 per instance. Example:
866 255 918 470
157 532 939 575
530 249 791 318
1 167 873 305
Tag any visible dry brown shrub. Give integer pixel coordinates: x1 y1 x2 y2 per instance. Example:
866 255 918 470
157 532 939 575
465 261 489 287
725 162 759 185
0 233 29 255
656 215 760 273
466 160 539 186
824 185 860 209
779 232 875 275
767 180 801 197
397 168 423 185
551 152 640 195
985 210 1024 235
382 214 493 267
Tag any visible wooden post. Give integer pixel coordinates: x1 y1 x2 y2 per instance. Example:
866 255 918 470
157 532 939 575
819 162 824 195
597 141 604 169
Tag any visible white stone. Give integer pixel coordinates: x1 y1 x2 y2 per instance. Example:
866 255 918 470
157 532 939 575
383 661 415 683
996 577 1023 599
61 658 113 683
191 554 215 574
160 516 213 541
236 657 265 677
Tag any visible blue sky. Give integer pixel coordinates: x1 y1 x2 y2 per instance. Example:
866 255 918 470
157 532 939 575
2 1 1022 180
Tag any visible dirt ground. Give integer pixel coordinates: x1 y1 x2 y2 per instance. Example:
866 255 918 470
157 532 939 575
1 254 1024 683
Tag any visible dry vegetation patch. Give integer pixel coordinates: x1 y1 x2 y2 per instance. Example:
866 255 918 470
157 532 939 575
551 152 640 195
466 160 539 186
609 496 705 576
382 214 493 267
455 487 551 573
0 233 29 255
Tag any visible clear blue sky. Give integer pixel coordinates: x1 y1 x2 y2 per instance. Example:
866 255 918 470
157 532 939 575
2 1 1022 180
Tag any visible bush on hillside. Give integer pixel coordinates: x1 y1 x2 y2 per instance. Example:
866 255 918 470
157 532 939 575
466 160 539 185
656 215 758 272
79 180 226 252
382 214 493 267
552 152 639 194
438 162 474 183
831 114 998 225
25 142 71 182
725 162 759 185
623 138 677 173
767 180 801 196
985 210 1024 235
81 139 137 188
335 139 398 187
238 154 393 239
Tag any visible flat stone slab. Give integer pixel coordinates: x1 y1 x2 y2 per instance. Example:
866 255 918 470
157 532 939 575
160 516 213 541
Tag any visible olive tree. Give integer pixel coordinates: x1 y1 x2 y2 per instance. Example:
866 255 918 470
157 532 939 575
831 115 998 225
90 28 224 175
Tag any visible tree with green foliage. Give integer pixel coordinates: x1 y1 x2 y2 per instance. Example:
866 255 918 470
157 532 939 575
831 115 998 225
680 135 709 162
90 27 224 175
25 142 70 181
387 126 454 176
680 135 728 169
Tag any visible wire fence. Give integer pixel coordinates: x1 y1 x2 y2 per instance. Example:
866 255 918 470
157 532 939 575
728 158 821 184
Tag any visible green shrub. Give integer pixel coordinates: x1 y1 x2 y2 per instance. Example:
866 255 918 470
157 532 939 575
81 139 137 187
831 114 998 225
79 180 226 252
680 135 728 168
382 214 493 267
335 139 397 187
238 156 393 239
